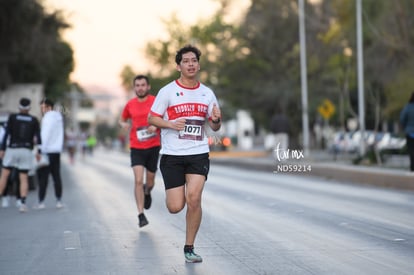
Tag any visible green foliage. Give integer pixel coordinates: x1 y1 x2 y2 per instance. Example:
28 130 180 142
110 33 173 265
96 123 118 142
120 65 136 93
121 0 414 147
0 0 74 99
385 68 414 119
228 0 301 127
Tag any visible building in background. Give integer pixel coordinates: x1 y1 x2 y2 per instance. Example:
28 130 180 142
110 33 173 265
0 84 44 121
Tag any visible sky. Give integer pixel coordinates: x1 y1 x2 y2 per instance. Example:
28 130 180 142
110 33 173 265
44 0 250 106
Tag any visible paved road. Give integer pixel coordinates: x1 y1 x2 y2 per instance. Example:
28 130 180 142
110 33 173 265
1 149 413 274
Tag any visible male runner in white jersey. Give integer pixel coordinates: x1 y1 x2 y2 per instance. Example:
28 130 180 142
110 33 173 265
148 45 221 263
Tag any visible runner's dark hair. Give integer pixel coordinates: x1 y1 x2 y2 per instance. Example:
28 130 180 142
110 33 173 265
133 75 149 85
175 45 201 65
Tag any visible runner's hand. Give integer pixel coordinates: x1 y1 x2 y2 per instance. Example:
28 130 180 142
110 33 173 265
120 121 130 131
35 153 41 162
147 125 157 133
170 118 186 131
211 104 221 121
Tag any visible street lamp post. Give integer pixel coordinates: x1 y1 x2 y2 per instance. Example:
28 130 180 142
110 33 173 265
298 0 310 157
356 0 366 156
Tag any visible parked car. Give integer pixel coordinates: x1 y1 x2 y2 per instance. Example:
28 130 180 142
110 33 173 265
375 132 406 151
328 130 406 153
328 131 357 153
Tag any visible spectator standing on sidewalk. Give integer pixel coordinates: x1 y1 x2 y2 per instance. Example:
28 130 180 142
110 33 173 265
400 91 414 172
148 45 222 263
119 75 161 228
270 110 290 152
35 98 65 209
0 98 41 212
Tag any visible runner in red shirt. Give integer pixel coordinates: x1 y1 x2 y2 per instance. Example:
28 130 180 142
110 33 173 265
119 75 161 228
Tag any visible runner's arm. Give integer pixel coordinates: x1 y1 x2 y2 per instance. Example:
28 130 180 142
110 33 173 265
0 116 12 151
207 103 221 132
148 113 185 131
208 119 221 132
118 116 130 131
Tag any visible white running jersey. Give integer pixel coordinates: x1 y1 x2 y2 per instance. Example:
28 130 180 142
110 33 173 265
150 80 219 155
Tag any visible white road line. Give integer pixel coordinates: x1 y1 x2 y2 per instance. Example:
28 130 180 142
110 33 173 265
64 230 81 250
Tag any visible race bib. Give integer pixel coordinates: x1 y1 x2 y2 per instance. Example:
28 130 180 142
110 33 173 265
136 126 156 141
179 119 204 141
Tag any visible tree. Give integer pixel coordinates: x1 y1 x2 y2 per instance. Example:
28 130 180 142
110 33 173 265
293 0 414 132
121 0 243 121
324 0 414 128
0 0 74 99
120 65 136 94
214 0 308 146
122 0 414 148
361 0 414 121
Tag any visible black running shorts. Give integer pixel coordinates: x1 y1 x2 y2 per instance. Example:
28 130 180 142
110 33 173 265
130 146 160 173
160 153 210 190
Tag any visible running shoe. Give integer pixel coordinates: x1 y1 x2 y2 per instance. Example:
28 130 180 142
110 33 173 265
19 204 28 213
184 247 203 263
1 196 10 208
138 213 148 228
143 184 152 210
56 201 63 209
33 202 46 210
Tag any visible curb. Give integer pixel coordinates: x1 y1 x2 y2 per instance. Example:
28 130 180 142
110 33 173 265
306 163 414 190
210 153 414 191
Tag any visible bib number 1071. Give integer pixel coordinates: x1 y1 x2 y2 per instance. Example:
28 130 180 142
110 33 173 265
179 119 204 141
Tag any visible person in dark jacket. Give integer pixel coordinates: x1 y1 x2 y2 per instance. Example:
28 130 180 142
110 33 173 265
0 98 41 212
270 112 290 152
400 91 414 172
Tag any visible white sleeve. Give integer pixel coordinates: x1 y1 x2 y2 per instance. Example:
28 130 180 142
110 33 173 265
41 115 52 151
150 88 169 118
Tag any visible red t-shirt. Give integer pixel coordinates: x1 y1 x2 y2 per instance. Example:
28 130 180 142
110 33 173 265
121 95 161 149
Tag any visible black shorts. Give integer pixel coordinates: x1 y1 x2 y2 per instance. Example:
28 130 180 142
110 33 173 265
160 153 210 190
130 146 160 173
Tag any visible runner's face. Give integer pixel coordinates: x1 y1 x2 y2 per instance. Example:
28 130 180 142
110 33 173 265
177 52 200 78
134 79 150 98
40 103 46 115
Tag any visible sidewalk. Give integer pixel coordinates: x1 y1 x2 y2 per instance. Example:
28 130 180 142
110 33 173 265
210 149 414 191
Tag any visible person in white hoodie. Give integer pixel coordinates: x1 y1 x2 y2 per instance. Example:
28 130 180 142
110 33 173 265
35 98 64 209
